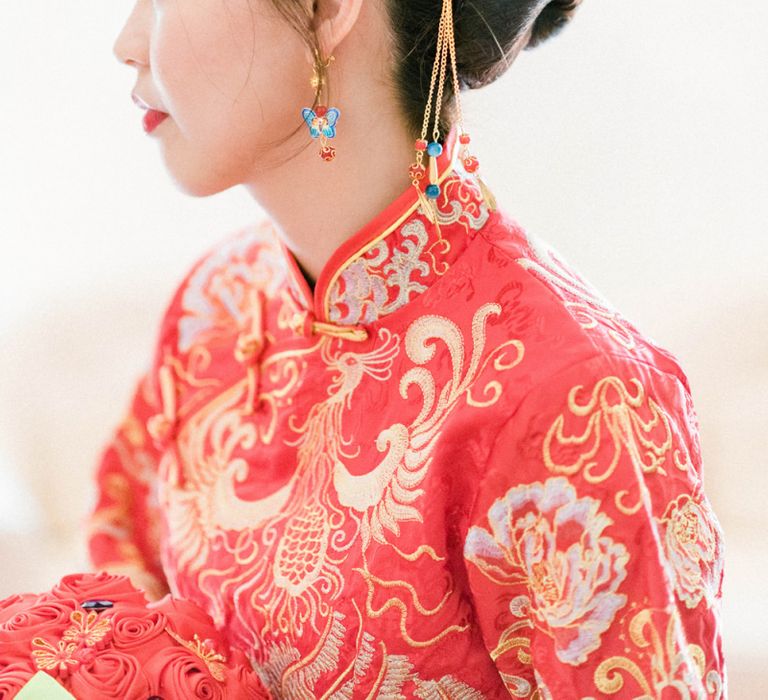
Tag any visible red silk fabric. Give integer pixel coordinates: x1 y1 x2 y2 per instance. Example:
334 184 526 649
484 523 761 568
88 128 727 698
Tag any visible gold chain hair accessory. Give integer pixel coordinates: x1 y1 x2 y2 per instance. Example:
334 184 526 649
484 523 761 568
408 0 496 220
301 49 340 161
298 0 499 217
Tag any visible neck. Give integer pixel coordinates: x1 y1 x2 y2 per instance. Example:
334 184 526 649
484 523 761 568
241 96 416 287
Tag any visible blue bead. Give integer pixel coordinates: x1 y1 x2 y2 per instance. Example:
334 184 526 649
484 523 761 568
425 184 440 199
427 141 443 157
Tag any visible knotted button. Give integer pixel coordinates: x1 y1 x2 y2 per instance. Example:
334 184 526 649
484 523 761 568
290 309 314 337
234 332 263 363
236 290 267 415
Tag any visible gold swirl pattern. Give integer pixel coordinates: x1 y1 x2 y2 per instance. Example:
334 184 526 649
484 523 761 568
327 171 490 325
594 606 723 699
177 223 284 354
543 375 693 515
334 303 524 550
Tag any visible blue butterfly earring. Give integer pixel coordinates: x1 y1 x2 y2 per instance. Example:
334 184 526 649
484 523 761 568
302 52 340 162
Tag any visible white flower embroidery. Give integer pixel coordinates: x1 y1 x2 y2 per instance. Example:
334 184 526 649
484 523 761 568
658 493 725 609
465 476 629 665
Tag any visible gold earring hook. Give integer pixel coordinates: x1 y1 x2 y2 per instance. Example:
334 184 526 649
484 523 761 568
310 49 334 90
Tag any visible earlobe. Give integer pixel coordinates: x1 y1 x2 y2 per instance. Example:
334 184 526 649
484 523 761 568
313 0 364 58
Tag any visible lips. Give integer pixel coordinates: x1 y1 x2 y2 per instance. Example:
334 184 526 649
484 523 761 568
143 109 169 134
131 92 169 133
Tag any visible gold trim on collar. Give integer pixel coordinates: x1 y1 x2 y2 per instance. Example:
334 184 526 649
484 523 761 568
322 158 457 320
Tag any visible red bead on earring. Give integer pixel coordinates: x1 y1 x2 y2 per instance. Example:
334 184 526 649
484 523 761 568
301 105 340 162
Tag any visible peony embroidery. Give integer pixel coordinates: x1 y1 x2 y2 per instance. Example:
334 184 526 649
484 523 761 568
464 476 629 665
658 493 725 609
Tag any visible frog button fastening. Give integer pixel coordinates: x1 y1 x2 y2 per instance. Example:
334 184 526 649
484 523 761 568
236 290 266 415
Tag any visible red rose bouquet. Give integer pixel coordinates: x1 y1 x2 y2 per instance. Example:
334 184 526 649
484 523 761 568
0 572 270 699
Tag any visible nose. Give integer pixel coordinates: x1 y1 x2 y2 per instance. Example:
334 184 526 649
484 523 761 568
112 0 151 67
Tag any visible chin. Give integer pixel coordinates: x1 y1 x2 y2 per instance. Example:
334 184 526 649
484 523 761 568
170 174 231 198
165 155 241 198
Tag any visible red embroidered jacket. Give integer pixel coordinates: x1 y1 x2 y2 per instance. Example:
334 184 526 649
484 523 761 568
87 127 727 698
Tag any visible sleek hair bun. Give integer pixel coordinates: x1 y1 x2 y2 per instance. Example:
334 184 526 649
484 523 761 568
386 0 583 138
526 0 583 49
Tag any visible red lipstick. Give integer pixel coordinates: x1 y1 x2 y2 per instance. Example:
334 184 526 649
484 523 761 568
143 109 169 134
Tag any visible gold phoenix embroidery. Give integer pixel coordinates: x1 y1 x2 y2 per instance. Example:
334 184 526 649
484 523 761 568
161 302 524 694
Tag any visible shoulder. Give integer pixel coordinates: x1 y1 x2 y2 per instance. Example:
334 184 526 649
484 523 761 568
471 208 692 400
477 348 705 515
151 217 285 356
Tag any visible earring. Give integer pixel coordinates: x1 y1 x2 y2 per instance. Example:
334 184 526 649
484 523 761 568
408 0 496 220
301 49 340 162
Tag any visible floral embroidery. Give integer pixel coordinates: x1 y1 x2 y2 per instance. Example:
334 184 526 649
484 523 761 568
543 374 693 515
61 610 112 648
326 171 489 325
31 638 81 675
464 476 630 665
178 223 284 353
657 493 725 609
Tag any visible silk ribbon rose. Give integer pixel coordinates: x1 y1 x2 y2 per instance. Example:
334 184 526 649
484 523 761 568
151 595 223 644
110 608 168 650
0 599 78 665
464 475 630 665
0 662 34 699
145 647 226 700
67 650 151 700
0 593 39 624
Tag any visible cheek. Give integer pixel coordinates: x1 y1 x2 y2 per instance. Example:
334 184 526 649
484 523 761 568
153 1 308 148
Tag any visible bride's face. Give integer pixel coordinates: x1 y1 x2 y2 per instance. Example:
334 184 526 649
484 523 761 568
114 0 312 195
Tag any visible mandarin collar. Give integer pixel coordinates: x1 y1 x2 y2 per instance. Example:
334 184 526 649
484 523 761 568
273 125 491 327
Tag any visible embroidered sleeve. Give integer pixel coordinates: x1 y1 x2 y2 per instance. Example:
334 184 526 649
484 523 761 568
85 368 170 602
462 354 727 699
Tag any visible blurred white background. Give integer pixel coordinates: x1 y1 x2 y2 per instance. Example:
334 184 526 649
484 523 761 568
1 0 766 695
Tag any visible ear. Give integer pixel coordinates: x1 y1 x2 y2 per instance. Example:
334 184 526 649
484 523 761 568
309 0 364 60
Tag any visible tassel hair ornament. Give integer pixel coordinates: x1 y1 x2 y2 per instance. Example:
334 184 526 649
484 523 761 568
408 0 496 219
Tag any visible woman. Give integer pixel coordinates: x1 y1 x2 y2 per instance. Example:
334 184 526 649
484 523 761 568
87 0 727 697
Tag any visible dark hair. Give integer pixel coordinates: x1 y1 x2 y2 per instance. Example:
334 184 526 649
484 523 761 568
267 0 582 145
